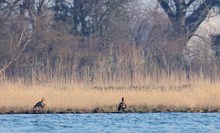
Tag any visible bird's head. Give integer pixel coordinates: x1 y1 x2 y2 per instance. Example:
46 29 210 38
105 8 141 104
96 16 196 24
41 97 45 101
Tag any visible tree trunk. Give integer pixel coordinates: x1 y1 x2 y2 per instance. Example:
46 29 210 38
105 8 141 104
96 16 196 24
158 0 215 44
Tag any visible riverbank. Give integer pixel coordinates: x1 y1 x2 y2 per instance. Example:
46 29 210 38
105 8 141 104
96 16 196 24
1 105 220 114
1 79 220 114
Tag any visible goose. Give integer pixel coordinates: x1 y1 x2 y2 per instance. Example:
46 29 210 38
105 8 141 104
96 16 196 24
33 97 46 109
118 97 126 111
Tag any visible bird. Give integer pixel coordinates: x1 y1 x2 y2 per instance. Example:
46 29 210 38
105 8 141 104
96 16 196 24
33 97 46 109
118 97 127 111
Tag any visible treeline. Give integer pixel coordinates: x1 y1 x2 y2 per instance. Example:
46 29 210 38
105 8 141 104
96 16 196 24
0 0 219 84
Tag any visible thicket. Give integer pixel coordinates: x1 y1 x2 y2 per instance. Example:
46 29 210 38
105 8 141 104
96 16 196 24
0 0 220 85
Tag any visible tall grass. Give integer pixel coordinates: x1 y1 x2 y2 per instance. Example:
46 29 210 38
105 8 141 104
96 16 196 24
1 37 220 113
1 74 220 113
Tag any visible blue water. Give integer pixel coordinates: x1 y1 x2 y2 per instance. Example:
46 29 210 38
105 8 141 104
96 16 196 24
0 113 220 133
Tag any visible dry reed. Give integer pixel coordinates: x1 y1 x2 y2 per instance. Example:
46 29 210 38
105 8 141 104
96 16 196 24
1 75 220 113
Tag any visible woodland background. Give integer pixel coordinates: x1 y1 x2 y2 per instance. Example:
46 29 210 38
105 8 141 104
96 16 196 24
1 0 220 85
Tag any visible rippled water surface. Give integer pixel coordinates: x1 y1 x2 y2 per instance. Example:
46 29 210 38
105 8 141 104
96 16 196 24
1 113 220 133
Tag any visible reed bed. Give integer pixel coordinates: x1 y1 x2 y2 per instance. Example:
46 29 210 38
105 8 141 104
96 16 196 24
1 76 220 114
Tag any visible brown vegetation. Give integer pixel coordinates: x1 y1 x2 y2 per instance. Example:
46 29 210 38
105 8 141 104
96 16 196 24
0 0 220 83
1 76 220 114
1 1 220 114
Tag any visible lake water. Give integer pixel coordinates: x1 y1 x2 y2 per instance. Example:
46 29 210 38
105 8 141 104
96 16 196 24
0 113 220 133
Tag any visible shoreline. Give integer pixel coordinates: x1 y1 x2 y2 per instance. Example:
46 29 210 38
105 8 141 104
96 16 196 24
1 105 220 114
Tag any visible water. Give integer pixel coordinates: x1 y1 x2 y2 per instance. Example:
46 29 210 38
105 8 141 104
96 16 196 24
0 113 220 133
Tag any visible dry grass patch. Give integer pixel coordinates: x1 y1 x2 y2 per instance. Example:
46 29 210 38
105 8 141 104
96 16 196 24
1 79 220 113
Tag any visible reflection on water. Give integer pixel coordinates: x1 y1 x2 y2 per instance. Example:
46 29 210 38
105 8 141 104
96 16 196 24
0 113 220 133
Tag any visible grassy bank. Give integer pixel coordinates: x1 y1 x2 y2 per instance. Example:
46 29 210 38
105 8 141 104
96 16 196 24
1 77 220 114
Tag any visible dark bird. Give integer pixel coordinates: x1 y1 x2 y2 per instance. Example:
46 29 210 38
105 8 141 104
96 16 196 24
33 97 46 109
118 97 127 111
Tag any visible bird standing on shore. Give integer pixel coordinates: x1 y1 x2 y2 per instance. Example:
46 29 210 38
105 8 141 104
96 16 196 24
118 97 126 111
33 97 46 109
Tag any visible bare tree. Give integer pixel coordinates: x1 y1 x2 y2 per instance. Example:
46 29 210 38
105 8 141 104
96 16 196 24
0 30 33 74
157 0 220 44
0 0 51 77
53 0 130 37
